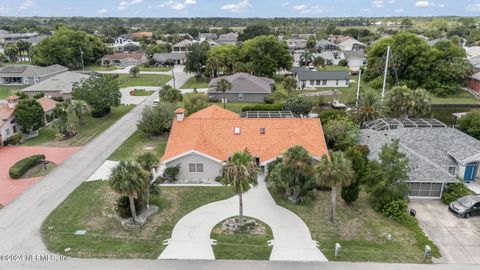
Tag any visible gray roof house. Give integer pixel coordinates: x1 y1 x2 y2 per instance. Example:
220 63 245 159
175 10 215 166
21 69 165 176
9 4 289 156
21 71 91 99
338 38 366 51
208 73 274 102
153 52 186 65
360 118 480 198
294 69 351 89
0 64 68 85
198 33 218 41
216 32 238 45
343 51 367 73
172 39 196 52
315 40 340 52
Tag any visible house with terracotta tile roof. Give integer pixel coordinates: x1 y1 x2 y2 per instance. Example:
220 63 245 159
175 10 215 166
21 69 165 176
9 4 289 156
36 96 58 123
160 105 328 183
0 96 20 145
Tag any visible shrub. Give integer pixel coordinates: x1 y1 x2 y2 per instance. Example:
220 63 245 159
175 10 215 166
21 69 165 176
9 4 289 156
51 96 64 102
8 134 23 145
159 85 183 103
441 183 470 204
137 102 176 136
241 103 284 112
381 199 408 222
33 92 45 99
284 96 313 115
341 182 359 204
91 106 111 118
9 154 45 179
163 165 181 182
319 110 349 125
115 196 142 218
183 92 209 115
338 59 348 66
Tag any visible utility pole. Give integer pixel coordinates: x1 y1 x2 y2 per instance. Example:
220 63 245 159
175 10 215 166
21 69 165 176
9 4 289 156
80 48 85 71
381 46 390 102
171 67 176 89
356 68 362 108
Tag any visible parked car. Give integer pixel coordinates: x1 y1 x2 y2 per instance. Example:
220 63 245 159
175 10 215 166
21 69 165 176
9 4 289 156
449 195 480 218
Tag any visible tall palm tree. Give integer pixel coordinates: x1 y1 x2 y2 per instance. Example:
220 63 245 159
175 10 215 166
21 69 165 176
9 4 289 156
68 100 89 125
109 161 149 223
282 76 298 97
4 43 19 63
216 78 232 109
386 86 431 118
136 152 159 210
221 149 259 226
354 89 383 125
315 151 355 222
300 50 314 67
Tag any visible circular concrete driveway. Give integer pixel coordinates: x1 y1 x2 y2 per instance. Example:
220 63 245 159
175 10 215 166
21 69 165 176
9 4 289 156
158 175 328 261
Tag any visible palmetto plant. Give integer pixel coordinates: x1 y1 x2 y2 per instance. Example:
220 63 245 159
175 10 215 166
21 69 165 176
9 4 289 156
216 78 232 108
282 76 298 96
136 152 159 210
300 50 314 67
109 161 149 223
315 151 355 222
221 149 259 226
385 86 431 118
68 100 89 125
354 89 383 125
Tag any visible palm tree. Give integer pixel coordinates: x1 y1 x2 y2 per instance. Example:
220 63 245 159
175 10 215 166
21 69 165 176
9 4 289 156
221 149 259 226
136 152 159 210
354 89 383 125
216 78 232 109
300 50 314 67
4 43 19 63
130 66 140 78
386 86 431 118
109 161 149 223
315 152 355 222
282 76 298 96
68 100 89 125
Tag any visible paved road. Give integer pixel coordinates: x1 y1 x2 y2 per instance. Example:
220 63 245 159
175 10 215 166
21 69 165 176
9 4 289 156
0 66 192 255
1 259 479 270
410 200 480 264
159 175 327 261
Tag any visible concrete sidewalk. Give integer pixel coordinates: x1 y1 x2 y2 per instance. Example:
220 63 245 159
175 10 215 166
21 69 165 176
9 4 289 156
159 175 327 261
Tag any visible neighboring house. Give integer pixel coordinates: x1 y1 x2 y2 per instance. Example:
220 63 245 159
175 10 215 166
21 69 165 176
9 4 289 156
360 118 480 198
216 32 238 45
470 56 480 72
172 39 196 52
0 64 68 85
198 33 218 41
292 33 316 40
100 52 148 67
466 71 480 93
328 35 353 44
286 38 308 51
36 96 58 122
131 32 153 40
338 38 367 51
21 71 91 99
315 40 340 52
111 35 141 52
0 95 19 145
208 73 274 102
312 51 344 66
0 30 38 53
343 51 367 74
153 52 186 65
294 68 351 89
160 105 328 183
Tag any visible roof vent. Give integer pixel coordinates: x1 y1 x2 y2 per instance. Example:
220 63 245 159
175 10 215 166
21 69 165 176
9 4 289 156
234 127 241 135
260 128 265 134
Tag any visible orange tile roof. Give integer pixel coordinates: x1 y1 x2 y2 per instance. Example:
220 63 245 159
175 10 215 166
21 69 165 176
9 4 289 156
37 97 58 113
131 32 153 39
161 105 328 164
0 103 15 128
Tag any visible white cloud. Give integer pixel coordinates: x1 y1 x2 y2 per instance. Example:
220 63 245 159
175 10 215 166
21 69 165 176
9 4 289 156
118 0 143 10
220 0 252 13
19 0 34 10
97 9 108 14
185 0 197 4
466 3 480 12
387 0 396 3
415 1 432 7
394 8 404 12
281 2 289 7
293 4 324 14
0 6 10 13
372 0 384 8
157 0 196 10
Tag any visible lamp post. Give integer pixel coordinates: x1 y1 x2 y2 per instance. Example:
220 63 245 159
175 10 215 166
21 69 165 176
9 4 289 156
79 48 85 71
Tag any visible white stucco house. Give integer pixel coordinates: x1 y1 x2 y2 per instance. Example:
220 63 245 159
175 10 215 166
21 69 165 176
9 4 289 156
293 67 351 89
0 95 20 146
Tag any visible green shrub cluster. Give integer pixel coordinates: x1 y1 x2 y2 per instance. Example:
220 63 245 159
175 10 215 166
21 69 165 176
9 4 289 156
381 199 408 222
9 154 46 179
8 134 23 145
241 103 284 112
115 196 142 218
163 165 181 182
441 183 470 204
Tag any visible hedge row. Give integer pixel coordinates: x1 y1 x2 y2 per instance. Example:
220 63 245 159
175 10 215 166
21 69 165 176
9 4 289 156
241 103 284 112
9 154 46 179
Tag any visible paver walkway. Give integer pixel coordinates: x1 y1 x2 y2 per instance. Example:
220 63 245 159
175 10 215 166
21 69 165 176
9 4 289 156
159 175 327 261
0 146 80 206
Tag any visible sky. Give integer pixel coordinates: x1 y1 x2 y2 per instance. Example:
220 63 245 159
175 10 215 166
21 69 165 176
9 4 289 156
0 0 479 18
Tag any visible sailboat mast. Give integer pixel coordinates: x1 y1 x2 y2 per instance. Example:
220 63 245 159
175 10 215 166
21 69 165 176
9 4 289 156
381 46 390 102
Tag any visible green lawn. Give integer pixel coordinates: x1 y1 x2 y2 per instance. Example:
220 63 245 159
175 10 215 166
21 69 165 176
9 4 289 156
181 77 210 89
131 89 154 96
24 105 133 147
108 130 168 161
83 65 119 72
0 85 24 99
211 217 273 260
271 190 439 263
430 91 479 105
117 75 172 88
42 181 235 259
139 66 172 72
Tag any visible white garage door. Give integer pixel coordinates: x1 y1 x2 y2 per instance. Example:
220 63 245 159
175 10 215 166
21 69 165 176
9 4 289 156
408 182 443 198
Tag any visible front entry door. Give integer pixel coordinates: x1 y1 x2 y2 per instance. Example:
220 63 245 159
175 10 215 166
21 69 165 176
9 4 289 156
464 163 478 182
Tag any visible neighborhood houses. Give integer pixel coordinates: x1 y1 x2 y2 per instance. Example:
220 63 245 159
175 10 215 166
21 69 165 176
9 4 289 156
1 10 480 270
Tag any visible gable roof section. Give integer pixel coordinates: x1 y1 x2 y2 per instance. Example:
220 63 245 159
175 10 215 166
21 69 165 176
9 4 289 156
296 70 351 81
153 52 186 62
208 73 274 94
343 51 366 61
102 52 145 61
36 97 58 112
0 64 67 78
21 71 91 94
0 103 15 125
161 105 328 164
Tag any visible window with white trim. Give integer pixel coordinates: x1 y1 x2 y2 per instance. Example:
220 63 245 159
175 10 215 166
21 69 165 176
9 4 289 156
189 163 204 173
447 166 456 175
